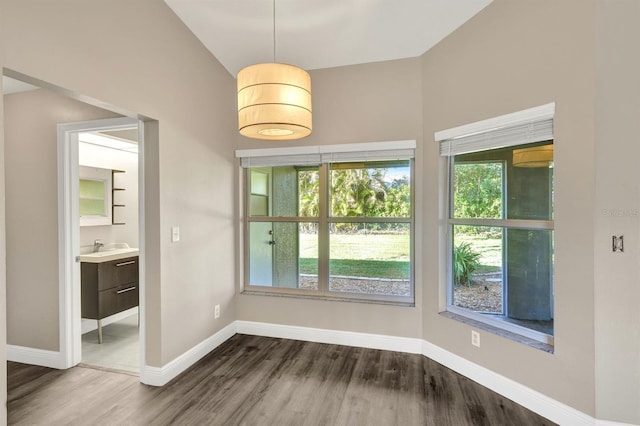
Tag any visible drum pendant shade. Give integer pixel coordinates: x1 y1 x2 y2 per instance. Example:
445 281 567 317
513 145 553 167
237 63 312 140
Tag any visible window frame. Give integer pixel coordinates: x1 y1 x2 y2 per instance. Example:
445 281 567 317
436 103 556 347
237 142 416 306
446 151 554 344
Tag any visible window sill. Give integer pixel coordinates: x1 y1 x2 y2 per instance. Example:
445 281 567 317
241 289 415 308
440 311 554 353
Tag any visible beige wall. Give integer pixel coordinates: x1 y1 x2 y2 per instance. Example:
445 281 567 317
1 0 638 424
3 89 120 350
421 0 597 417
0 71 7 422
236 58 424 338
0 0 238 373
594 1 640 423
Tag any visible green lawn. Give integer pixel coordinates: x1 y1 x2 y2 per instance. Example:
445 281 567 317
300 233 409 260
299 232 409 279
299 258 409 279
297 232 502 279
454 233 502 273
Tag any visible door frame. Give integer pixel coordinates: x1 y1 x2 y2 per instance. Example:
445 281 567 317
57 117 145 370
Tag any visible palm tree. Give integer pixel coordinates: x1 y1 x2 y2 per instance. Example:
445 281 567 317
298 164 409 233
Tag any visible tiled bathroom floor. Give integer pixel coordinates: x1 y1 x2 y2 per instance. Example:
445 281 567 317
81 314 139 373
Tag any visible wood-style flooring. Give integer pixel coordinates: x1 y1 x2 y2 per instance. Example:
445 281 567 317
8 334 555 425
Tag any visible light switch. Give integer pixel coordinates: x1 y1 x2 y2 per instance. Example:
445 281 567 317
171 226 180 242
612 235 623 252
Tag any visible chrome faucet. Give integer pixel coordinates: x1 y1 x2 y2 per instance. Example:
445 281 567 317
93 239 104 252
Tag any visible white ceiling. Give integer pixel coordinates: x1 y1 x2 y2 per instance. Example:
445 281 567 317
163 0 493 77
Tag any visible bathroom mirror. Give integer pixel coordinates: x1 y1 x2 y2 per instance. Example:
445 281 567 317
79 166 112 226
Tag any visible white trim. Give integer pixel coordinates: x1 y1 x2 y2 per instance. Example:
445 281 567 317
57 117 140 370
137 120 147 377
596 421 638 426
57 124 80 369
7 345 65 369
434 103 555 142
81 308 138 334
236 321 423 354
139 322 237 386
235 140 416 159
446 306 554 346
235 321 595 426
10 319 617 425
420 339 591 426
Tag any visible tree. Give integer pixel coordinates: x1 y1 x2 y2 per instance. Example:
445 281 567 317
330 167 387 217
297 164 411 233
453 163 502 219
298 170 319 217
386 177 410 217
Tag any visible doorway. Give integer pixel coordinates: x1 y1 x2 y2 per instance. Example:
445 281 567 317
59 117 144 373
76 124 140 372
3 71 155 387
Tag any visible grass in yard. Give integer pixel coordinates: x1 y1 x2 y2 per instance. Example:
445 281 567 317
300 232 409 260
454 232 502 272
476 264 501 273
300 258 409 279
298 231 500 278
299 232 410 279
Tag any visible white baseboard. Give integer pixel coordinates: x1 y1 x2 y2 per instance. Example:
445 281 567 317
235 321 599 426
235 320 423 354
420 340 594 426
10 320 631 426
81 307 139 334
139 321 236 386
7 345 65 369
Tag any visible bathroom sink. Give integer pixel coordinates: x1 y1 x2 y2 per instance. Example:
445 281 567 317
80 247 139 263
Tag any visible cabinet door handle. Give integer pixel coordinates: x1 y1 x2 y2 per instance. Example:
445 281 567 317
115 260 136 267
116 286 137 294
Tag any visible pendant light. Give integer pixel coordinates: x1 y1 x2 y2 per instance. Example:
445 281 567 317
513 145 553 167
237 0 312 140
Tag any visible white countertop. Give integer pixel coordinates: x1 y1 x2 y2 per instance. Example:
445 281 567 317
79 248 139 263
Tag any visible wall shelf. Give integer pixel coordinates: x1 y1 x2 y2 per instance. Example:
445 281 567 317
112 169 126 225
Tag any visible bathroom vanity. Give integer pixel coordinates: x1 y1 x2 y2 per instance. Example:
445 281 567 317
80 249 139 343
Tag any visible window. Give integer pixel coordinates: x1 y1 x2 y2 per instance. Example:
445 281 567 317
237 142 415 304
437 103 555 345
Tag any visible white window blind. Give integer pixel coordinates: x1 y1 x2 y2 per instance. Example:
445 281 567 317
236 140 416 168
435 103 555 156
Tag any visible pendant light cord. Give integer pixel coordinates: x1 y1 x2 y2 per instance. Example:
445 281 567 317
273 0 276 63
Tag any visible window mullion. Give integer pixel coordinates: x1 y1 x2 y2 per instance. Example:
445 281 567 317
448 218 553 230
317 164 330 293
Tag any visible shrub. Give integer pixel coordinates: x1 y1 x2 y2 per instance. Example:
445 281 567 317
453 242 481 286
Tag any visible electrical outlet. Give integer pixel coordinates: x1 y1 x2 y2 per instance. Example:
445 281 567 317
471 330 480 347
214 304 220 319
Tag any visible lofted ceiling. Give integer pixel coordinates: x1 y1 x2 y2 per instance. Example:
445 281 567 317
163 0 493 77
2 1 493 93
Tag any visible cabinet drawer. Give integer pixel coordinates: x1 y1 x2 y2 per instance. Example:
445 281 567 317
97 256 139 290
99 284 139 318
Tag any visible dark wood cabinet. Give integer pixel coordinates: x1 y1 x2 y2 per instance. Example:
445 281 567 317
81 256 139 343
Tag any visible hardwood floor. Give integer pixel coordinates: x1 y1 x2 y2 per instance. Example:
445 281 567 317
8 334 555 425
